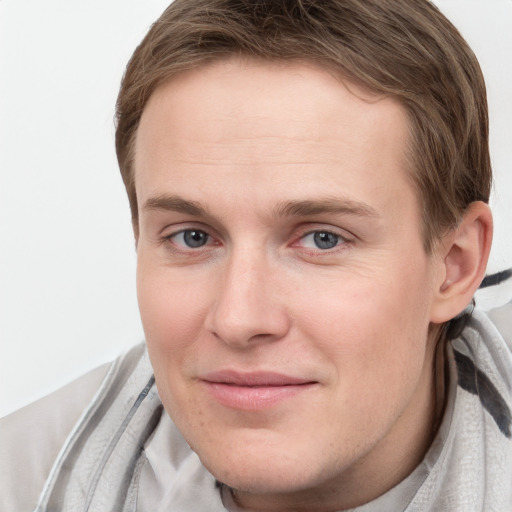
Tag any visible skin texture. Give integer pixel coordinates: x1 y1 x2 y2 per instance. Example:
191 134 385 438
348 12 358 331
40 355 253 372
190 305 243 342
133 58 489 511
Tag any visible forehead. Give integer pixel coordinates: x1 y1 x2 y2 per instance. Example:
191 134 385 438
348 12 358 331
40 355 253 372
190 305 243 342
134 57 416 224
136 57 407 153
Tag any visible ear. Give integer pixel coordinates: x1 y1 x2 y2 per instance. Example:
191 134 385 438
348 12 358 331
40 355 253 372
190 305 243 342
430 201 493 323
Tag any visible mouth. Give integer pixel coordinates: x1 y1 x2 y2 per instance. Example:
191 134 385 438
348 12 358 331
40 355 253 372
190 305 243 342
201 371 318 410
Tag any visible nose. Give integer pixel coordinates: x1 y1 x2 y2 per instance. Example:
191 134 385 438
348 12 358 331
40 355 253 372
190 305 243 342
205 248 290 348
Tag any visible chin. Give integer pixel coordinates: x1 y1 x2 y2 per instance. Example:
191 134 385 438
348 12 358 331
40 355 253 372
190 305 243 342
215 467 313 497
197 439 327 496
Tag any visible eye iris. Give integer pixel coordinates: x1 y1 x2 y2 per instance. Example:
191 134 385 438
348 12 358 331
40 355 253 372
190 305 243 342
183 230 208 248
313 231 339 249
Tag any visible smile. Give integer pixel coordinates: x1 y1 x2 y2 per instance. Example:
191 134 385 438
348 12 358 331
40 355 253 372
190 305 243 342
201 371 318 410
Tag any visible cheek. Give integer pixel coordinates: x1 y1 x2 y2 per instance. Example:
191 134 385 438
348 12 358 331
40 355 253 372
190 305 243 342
297 264 433 399
137 270 209 435
136 262 211 396
137 259 208 340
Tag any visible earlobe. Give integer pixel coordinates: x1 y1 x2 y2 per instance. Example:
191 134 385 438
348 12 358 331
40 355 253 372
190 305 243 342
430 201 493 324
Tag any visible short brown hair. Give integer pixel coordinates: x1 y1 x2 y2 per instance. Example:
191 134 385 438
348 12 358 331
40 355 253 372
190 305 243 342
115 0 491 252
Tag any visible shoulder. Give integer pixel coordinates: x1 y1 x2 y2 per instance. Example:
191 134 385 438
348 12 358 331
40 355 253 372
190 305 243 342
477 268 512 348
487 301 512 350
0 363 110 512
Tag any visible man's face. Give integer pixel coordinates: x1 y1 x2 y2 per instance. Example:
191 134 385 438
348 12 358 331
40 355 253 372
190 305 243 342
135 58 444 510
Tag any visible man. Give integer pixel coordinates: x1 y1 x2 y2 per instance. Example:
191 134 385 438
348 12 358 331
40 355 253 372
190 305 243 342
1 0 511 510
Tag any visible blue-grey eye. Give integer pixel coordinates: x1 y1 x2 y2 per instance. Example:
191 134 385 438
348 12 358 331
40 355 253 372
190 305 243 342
300 231 343 250
182 230 209 248
312 231 340 249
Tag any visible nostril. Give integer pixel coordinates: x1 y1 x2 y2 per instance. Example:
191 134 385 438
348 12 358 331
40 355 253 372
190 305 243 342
206 303 290 348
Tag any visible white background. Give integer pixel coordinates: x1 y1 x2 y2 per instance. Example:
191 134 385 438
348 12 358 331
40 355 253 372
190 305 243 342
1 0 511 417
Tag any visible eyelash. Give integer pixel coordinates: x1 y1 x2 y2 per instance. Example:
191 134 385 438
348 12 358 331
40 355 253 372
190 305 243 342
295 230 348 251
160 229 217 252
160 226 352 254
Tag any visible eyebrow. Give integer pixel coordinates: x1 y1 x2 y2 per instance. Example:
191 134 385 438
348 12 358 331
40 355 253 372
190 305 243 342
273 198 380 218
142 194 379 220
143 195 209 217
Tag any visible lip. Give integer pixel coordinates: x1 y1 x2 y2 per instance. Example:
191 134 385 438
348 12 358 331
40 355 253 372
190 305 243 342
201 371 318 410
